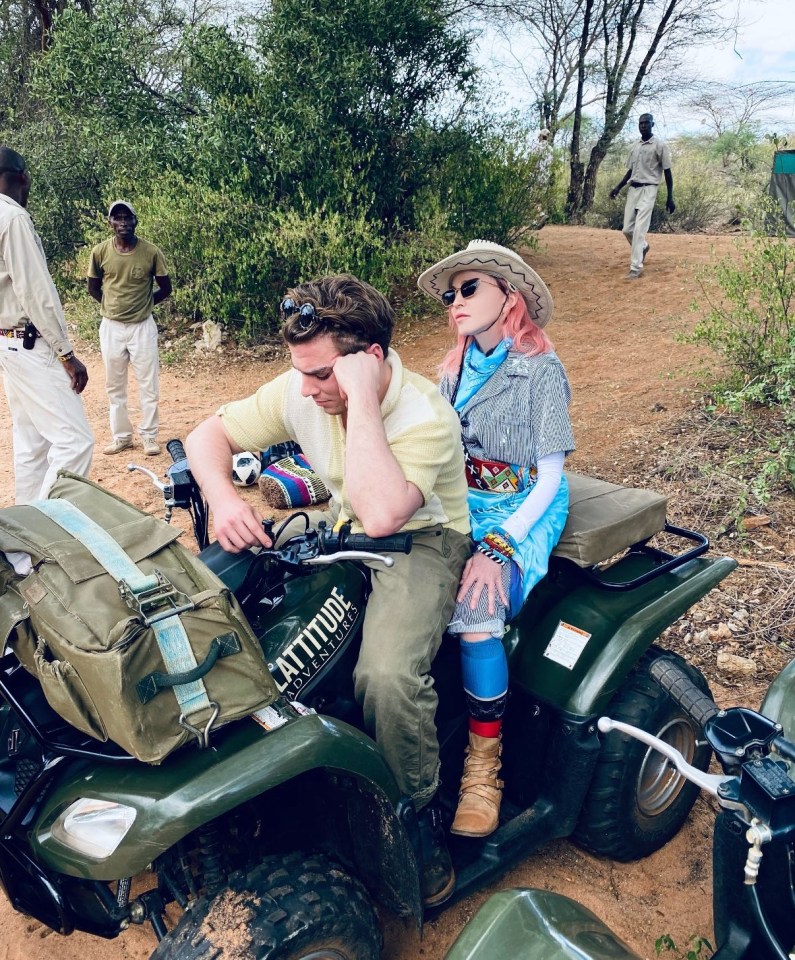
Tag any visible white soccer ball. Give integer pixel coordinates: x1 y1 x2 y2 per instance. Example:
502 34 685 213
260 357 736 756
231 451 262 487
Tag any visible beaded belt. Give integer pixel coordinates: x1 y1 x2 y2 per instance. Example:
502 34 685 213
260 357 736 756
0 326 40 340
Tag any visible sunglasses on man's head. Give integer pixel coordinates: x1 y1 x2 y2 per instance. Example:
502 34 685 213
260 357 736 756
441 276 504 307
280 298 320 331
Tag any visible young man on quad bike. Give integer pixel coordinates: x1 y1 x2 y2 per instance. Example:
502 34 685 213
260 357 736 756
186 273 472 907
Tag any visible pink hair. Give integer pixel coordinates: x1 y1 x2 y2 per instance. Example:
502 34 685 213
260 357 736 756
439 279 554 378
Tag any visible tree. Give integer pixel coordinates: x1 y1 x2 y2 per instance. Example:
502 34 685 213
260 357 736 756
0 0 92 127
684 81 795 175
27 0 540 332
254 0 477 225
480 0 732 220
685 81 795 139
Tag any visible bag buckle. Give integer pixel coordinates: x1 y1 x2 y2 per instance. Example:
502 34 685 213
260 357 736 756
119 569 195 625
179 702 220 748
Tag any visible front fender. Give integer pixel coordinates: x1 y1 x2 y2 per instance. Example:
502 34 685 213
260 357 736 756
444 888 640 960
32 713 400 881
761 658 795 740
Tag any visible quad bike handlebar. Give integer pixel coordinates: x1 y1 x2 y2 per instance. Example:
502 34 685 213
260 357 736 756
128 438 413 564
601 656 795 960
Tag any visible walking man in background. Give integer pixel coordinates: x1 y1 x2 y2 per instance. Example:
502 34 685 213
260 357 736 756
610 113 675 279
88 200 172 456
0 146 94 503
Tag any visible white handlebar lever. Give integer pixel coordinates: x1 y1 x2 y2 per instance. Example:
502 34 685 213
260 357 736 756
126 462 166 492
598 716 730 796
305 551 395 568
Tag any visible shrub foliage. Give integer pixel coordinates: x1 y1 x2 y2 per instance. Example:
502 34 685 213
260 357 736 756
0 0 547 338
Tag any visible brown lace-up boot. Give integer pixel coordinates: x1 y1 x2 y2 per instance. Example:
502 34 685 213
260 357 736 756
450 732 503 837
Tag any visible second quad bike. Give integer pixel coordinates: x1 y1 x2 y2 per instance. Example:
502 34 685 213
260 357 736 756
0 442 737 958
444 657 795 960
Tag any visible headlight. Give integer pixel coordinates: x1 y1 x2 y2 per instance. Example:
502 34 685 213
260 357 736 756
50 798 137 859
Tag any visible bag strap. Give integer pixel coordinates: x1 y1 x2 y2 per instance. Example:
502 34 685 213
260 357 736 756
30 500 217 736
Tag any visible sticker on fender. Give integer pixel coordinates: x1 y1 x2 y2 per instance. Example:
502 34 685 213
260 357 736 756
251 701 317 732
251 706 290 731
543 621 591 669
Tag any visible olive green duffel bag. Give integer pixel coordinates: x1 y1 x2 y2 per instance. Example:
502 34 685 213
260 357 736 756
0 473 279 763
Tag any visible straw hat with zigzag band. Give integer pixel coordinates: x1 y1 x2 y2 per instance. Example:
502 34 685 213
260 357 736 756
417 239 553 328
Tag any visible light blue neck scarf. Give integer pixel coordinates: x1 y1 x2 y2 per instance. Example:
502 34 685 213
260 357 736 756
453 338 512 411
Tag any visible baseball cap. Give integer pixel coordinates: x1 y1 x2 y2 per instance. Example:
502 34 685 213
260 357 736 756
107 200 137 218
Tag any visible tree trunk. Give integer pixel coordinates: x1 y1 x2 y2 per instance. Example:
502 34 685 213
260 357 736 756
566 161 585 222
580 141 609 214
565 0 594 223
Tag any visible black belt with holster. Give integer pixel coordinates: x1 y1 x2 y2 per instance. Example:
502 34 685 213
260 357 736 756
0 322 40 348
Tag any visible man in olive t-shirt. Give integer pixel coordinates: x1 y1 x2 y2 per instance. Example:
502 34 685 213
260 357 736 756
87 200 172 456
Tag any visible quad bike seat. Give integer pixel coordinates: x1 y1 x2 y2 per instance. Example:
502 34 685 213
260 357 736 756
553 473 667 569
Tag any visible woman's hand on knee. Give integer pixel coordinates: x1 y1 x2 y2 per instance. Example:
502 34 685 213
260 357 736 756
458 551 507 615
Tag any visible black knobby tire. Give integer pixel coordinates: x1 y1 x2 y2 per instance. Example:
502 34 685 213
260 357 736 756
573 647 713 862
150 851 381 960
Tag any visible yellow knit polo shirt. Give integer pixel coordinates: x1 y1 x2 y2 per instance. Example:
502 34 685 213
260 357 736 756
218 349 469 535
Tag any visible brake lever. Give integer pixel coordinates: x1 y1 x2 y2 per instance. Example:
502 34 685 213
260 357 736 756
127 462 166 492
598 716 730 796
305 551 395 567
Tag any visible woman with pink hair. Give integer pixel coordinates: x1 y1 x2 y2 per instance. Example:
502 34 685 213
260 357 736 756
418 240 575 838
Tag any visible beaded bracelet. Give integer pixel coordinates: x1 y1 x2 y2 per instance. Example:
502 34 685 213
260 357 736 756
476 528 518 565
477 541 508 565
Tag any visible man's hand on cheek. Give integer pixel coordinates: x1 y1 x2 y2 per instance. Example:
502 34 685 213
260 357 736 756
333 351 381 401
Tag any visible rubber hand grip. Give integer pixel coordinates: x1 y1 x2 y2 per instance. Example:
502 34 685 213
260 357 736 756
650 657 719 728
166 438 187 463
331 532 413 554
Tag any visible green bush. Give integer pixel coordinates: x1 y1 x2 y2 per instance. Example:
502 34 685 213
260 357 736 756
426 117 548 246
0 114 105 267
35 0 542 336
682 195 795 502
78 172 462 340
655 933 713 960
685 196 795 404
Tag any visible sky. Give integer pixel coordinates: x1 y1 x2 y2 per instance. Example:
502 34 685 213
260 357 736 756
481 0 795 137
673 0 795 132
712 0 795 87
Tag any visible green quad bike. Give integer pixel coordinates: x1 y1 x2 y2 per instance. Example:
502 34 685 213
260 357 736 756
0 441 736 959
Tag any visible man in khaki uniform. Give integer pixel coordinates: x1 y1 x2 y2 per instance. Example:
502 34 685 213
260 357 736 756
610 113 676 279
87 201 172 456
0 146 93 502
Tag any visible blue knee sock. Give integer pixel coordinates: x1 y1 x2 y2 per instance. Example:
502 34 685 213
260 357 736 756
460 637 508 737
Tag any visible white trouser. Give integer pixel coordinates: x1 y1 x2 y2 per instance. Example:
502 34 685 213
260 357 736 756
0 336 94 504
100 315 160 441
622 184 658 272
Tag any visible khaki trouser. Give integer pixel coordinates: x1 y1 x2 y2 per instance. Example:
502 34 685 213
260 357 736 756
0 336 94 503
99 315 160 441
296 513 470 809
354 525 471 809
622 184 658 272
